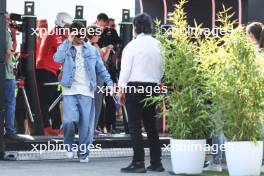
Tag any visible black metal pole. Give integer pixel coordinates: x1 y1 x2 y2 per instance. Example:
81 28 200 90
0 0 7 160
119 10 133 47
119 22 133 47
74 5 86 27
21 1 43 135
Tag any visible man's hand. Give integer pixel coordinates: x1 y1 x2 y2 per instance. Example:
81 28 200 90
118 91 126 105
107 44 114 50
106 85 115 96
57 72 62 82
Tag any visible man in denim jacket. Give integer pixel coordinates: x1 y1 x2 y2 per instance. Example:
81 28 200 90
54 21 113 162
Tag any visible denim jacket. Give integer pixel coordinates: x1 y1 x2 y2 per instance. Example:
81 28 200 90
54 40 113 91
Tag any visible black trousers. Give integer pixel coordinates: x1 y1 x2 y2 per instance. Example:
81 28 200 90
98 94 116 131
36 69 61 129
15 89 27 133
105 94 116 130
125 82 162 165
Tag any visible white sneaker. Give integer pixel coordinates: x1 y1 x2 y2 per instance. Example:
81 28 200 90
66 151 74 159
203 163 222 172
80 157 89 163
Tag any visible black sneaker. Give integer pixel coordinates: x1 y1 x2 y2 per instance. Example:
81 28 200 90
204 160 210 168
121 162 147 173
147 163 165 172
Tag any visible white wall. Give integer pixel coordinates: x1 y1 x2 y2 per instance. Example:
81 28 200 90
7 0 135 26
7 0 135 50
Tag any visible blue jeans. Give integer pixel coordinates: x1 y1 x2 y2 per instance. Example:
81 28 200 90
62 95 95 159
0 79 16 135
211 110 225 164
263 142 264 165
262 124 264 164
212 134 225 164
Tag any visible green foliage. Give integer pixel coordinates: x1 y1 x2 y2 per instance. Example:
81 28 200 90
154 0 215 139
196 7 264 141
154 0 264 141
203 29 264 141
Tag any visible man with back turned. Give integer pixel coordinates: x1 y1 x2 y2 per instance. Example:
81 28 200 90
118 13 164 173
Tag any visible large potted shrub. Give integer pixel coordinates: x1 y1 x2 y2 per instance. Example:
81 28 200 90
198 9 264 175
153 0 216 174
209 27 264 175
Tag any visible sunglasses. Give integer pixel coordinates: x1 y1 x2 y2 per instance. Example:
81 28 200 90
76 34 85 39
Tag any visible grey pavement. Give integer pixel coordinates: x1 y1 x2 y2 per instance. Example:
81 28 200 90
0 156 172 176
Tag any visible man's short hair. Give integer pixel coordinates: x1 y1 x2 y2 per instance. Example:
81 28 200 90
97 13 109 21
87 25 101 39
133 13 153 35
70 21 85 33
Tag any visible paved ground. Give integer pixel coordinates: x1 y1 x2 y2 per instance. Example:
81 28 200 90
1 156 263 176
0 156 172 176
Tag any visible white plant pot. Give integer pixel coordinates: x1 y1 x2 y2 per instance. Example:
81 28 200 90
225 141 263 176
170 139 206 174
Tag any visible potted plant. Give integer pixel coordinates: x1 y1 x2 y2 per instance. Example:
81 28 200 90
198 9 264 175
209 27 264 175
153 0 216 174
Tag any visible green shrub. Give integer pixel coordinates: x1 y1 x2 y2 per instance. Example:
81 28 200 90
153 0 264 142
153 0 215 139
197 7 264 142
